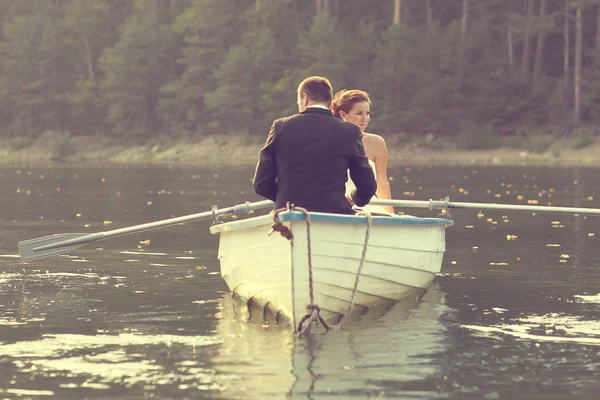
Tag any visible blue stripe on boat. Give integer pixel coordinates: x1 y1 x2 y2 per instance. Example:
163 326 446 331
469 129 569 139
277 211 453 226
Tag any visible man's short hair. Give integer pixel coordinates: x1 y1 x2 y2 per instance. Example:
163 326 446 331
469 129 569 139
297 76 333 106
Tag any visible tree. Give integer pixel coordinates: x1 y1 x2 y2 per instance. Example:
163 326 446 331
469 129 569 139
100 0 178 136
0 0 74 137
156 0 243 133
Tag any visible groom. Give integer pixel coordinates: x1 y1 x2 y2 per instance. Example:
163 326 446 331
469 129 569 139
253 76 376 214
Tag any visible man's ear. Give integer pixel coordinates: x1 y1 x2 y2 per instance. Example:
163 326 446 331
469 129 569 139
302 93 310 107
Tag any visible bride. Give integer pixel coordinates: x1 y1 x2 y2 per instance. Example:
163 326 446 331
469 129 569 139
331 89 394 214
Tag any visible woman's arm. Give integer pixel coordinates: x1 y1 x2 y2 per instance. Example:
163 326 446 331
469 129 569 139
372 135 394 214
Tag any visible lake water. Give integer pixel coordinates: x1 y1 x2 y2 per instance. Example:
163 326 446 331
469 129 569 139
1 163 599 399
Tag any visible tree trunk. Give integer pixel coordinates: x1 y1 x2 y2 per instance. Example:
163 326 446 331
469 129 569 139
393 0 402 25
521 0 535 80
533 0 546 81
316 0 322 16
574 0 582 126
426 0 432 26
596 5 600 60
508 1 515 74
323 0 329 14
255 0 261 33
458 0 468 88
564 0 570 105
82 35 95 81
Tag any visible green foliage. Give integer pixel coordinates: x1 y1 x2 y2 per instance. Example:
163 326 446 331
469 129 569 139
41 130 75 158
100 0 178 136
570 129 594 149
0 0 599 144
7 136 33 151
520 131 554 153
157 0 242 133
455 121 502 150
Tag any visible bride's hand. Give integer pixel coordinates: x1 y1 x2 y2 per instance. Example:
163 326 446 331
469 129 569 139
345 192 355 206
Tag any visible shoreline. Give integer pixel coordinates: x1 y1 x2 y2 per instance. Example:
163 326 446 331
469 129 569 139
2 134 600 168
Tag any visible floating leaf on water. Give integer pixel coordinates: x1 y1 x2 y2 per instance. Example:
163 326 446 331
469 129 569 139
506 235 518 240
465 225 474 228
84 224 90 228
587 196 594 201
516 257 521 261
490 262 509 266
451 261 457 265
494 194 502 198
140 239 150 245
527 199 539 205
196 266 206 270
388 176 394 181
76 213 82 217
147 201 153 205
560 254 570 259
40 175 44 179
486 218 493 222
574 180 579 185
473 246 479 249
214 174 219 178
546 244 561 247
588 233 595 237
517 195 524 200
103 221 112 226
551 221 560 225
559 259 567 263
458 188 464 193
101 178 106 182
477 212 484 218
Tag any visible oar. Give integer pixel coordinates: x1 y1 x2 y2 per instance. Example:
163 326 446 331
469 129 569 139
370 197 600 216
18 200 274 262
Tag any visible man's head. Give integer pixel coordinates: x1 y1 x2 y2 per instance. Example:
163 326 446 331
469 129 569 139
297 76 333 112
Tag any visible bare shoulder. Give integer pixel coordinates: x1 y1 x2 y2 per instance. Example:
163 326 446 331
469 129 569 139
362 132 388 151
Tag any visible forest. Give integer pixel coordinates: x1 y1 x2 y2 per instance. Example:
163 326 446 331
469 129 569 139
1 0 599 149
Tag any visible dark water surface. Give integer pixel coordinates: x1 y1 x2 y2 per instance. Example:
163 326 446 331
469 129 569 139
1 163 599 399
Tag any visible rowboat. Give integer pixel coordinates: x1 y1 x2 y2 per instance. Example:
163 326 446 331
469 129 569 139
209 207 453 331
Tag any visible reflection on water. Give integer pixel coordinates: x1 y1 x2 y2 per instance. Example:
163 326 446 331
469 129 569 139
1 164 600 398
213 284 448 400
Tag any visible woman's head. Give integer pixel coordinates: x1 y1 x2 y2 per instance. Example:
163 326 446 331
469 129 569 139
331 89 371 132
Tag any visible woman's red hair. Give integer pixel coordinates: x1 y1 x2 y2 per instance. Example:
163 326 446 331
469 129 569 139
330 89 371 117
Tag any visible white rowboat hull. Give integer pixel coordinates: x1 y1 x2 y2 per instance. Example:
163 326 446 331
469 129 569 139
210 210 452 330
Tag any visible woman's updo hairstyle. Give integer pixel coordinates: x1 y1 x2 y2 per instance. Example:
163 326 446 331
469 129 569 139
330 89 371 118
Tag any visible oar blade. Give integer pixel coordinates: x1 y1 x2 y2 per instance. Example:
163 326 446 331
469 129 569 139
18 233 89 262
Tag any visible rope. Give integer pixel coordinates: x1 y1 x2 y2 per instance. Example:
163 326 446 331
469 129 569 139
268 203 372 335
333 210 372 329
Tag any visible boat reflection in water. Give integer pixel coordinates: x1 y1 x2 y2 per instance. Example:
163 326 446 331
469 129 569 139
212 283 450 400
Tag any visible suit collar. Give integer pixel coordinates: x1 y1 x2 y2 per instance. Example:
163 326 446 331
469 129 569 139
300 107 333 116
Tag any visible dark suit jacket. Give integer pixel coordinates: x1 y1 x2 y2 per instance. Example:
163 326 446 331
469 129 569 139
253 107 377 214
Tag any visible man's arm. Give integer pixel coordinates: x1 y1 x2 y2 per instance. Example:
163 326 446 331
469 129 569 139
348 127 377 207
252 120 278 201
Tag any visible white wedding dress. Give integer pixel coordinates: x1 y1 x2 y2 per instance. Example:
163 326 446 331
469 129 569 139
346 159 390 214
